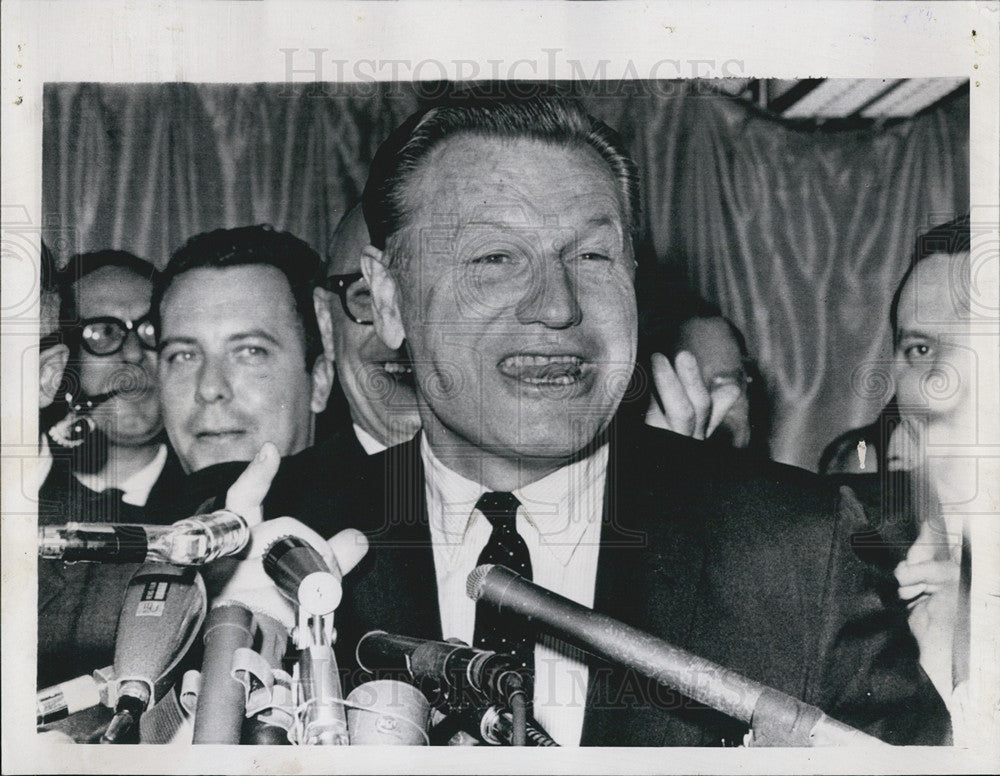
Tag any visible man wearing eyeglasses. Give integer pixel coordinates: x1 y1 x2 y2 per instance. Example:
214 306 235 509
49 250 172 505
38 250 184 691
314 204 421 455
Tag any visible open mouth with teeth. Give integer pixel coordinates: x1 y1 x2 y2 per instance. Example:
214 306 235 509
382 360 415 388
498 354 585 385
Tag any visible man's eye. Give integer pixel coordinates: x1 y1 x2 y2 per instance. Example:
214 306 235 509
164 350 197 365
903 342 934 363
579 252 612 262
235 345 269 359
470 253 512 265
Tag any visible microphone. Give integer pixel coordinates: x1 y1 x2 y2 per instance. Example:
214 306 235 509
263 536 348 745
37 666 114 727
475 705 558 747
192 603 256 744
355 631 527 712
263 535 343 616
346 680 430 745
101 564 206 743
38 510 250 565
467 564 885 747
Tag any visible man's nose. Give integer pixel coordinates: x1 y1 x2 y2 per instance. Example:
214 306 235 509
195 356 234 404
119 330 149 364
515 259 582 329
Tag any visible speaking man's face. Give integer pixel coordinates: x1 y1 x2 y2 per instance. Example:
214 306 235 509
367 134 637 477
158 264 326 472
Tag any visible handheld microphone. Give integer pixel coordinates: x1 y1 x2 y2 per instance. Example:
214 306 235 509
101 564 206 743
467 564 885 747
38 510 250 565
355 631 527 712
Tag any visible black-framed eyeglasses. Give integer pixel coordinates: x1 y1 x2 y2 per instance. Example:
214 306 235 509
78 314 157 356
321 272 374 325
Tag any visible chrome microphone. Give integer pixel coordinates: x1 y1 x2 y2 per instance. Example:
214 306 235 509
263 536 348 745
38 510 250 565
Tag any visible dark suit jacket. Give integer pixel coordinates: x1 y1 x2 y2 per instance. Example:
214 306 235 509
251 423 948 746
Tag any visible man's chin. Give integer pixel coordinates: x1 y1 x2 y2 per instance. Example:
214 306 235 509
183 439 260 473
101 423 164 449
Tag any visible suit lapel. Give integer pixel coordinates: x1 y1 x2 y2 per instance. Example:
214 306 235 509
582 427 710 745
348 438 442 644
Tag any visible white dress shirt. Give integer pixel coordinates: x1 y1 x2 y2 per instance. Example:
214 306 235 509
353 423 388 455
421 434 607 746
74 443 168 507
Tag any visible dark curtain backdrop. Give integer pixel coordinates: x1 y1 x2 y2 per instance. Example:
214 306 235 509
42 82 969 470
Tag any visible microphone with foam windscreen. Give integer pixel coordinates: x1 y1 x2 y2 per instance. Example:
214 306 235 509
101 564 206 743
467 564 886 747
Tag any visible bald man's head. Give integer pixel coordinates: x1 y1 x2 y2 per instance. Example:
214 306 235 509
326 205 371 277
315 205 420 448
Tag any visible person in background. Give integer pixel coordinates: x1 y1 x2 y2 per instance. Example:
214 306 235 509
38 249 185 690
48 251 175 505
638 279 766 454
152 224 334 474
313 204 421 455
886 216 975 743
822 216 977 742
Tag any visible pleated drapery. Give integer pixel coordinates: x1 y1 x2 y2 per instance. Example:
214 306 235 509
42 82 968 469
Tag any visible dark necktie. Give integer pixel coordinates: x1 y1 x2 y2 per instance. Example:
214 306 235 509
76 486 142 524
473 492 534 684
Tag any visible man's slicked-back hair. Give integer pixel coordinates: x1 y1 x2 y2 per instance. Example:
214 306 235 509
152 225 324 370
889 214 971 338
362 92 641 260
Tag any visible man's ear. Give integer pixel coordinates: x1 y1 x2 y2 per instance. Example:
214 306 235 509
39 343 69 409
313 287 337 365
361 245 405 350
309 352 334 414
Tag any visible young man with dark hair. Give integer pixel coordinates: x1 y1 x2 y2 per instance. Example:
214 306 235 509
153 224 333 473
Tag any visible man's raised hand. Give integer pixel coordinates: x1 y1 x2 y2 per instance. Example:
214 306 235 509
645 351 741 439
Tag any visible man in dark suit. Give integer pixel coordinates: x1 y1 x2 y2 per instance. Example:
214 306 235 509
210 93 948 746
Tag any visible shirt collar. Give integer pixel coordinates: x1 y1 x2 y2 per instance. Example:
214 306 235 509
421 434 609 567
75 443 168 507
353 423 388 455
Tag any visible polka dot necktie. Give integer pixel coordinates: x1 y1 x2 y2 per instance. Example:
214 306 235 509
473 492 534 688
